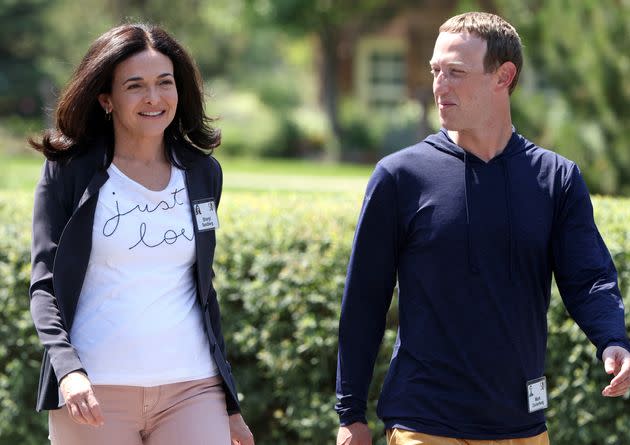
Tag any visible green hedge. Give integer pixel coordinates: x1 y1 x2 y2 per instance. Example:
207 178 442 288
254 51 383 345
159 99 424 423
0 191 628 445
0 194 47 445
545 196 630 445
213 192 397 444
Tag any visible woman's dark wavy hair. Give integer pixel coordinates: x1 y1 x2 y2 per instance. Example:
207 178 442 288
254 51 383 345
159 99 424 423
29 23 220 163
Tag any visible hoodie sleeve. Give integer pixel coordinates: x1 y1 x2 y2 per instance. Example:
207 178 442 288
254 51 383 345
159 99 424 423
335 164 399 425
551 164 630 359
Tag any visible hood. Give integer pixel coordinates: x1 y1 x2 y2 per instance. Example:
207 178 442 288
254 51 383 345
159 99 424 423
423 128 530 162
421 128 531 281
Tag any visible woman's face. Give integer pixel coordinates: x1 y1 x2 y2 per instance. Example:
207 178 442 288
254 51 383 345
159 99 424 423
99 48 178 143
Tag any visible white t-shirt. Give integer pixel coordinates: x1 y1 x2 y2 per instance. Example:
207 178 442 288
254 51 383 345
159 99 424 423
70 163 217 386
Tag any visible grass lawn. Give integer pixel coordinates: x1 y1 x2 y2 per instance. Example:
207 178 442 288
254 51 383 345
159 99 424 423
1 152 371 195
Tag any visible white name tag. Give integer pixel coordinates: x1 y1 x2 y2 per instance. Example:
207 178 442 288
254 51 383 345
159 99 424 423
527 376 548 413
192 199 219 231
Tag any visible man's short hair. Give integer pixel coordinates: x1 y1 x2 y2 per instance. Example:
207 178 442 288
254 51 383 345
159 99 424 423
440 12 523 94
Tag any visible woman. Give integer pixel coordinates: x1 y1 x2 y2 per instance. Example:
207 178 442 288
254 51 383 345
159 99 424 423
29 23 254 445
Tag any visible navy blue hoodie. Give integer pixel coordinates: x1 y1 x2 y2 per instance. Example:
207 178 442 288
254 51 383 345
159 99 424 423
335 129 630 439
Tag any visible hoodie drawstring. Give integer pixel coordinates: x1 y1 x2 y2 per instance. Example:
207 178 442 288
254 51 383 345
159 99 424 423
501 159 515 281
464 155 515 280
463 152 477 273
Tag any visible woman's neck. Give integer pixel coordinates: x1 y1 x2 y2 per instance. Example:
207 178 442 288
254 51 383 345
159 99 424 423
113 135 167 164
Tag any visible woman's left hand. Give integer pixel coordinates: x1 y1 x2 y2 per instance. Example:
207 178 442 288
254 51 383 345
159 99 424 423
229 413 254 445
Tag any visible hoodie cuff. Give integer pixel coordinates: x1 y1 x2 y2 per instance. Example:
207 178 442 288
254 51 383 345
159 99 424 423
335 398 368 426
340 415 368 427
598 339 630 360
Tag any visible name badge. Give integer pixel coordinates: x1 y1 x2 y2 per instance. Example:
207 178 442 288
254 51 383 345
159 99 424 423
526 376 548 413
192 199 219 231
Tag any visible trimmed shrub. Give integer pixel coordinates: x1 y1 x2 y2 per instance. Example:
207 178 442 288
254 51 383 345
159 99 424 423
0 190 629 445
206 84 285 158
545 196 630 444
338 98 423 163
207 81 335 160
285 106 333 159
214 192 397 444
0 193 48 445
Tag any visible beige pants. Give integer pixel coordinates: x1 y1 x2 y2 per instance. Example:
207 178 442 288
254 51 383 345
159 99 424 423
49 375 230 445
387 428 550 445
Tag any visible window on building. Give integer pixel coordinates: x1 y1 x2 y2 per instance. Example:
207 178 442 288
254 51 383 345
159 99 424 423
356 38 407 109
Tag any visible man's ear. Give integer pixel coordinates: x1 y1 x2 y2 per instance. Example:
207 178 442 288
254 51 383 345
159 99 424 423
496 62 517 92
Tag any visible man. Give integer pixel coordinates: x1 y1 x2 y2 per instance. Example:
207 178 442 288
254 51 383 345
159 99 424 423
335 11 630 445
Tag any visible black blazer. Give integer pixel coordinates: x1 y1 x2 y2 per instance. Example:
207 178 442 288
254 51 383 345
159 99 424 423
29 140 240 414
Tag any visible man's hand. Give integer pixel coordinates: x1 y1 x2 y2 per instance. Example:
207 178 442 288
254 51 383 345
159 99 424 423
229 413 254 445
59 371 104 427
602 345 630 397
337 422 372 445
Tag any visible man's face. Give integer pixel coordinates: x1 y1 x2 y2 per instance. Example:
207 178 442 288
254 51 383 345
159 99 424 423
430 32 496 132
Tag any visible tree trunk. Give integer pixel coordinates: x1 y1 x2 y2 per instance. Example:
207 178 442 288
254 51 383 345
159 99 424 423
318 27 342 158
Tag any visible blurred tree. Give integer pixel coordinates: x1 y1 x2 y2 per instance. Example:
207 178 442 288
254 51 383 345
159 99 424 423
40 0 248 82
0 0 52 116
494 0 630 194
246 0 417 149
1 0 254 122
107 0 250 77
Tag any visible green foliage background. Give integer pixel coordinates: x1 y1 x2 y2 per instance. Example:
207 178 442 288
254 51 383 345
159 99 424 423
1 189 629 445
3 0 629 442
2 0 630 193
499 0 630 195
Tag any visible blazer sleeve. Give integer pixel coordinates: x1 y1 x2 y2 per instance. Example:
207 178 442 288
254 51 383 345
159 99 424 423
208 156 240 414
30 160 86 382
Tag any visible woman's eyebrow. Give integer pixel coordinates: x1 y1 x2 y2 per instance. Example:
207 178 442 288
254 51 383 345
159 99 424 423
123 72 173 84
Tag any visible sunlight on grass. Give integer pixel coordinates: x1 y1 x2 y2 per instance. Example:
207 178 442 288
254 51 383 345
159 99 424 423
0 153 42 192
1 153 370 195
216 154 372 177
224 172 367 194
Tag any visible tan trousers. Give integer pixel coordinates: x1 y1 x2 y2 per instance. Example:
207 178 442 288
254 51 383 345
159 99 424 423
387 428 550 445
49 375 230 445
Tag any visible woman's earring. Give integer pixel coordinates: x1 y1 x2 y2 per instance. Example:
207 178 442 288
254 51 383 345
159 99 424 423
105 108 112 121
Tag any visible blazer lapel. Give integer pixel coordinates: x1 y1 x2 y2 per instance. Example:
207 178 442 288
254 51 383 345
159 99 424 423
183 164 216 308
54 169 109 329
77 170 108 209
